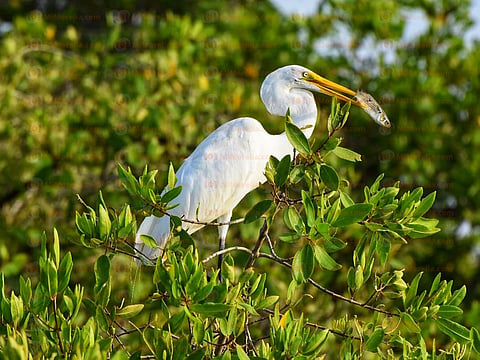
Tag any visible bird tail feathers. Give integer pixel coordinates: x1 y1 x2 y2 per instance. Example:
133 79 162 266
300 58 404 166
134 215 169 265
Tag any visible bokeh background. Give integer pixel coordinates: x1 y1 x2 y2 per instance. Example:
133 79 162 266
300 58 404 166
1 0 480 338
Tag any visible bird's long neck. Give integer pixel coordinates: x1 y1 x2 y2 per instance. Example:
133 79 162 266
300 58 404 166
262 86 318 137
262 89 318 160
289 107 317 139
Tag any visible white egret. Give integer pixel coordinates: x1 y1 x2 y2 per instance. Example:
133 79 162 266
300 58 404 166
135 65 390 265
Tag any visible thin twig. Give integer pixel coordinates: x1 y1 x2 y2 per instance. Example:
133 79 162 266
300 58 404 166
181 216 245 227
53 297 65 355
362 289 379 306
258 252 399 317
105 244 156 267
245 220 268 269
264 233 289 262
288 191 334 204
244 316 258 356
113 332 130 355
202 246 253 264
28 306 55 330
147 200 244 227
261 308 362 341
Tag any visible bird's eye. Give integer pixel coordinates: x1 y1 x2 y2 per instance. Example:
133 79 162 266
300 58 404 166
303 71 309 78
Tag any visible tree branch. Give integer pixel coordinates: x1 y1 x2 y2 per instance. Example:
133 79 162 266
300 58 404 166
244 220 268 269
261 308 362 341
258 252 399 317
143 198 245 227
202 246 253 264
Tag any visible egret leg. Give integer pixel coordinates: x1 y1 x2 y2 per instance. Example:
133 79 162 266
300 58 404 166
216 211 232 282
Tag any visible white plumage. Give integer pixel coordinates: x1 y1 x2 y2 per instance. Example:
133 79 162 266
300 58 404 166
135 65 384 262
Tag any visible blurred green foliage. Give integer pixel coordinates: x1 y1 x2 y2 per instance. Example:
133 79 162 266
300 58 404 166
1 0 480 357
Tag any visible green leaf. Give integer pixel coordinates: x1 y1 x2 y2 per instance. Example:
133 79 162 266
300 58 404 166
313 244 342 271
169 309 186 332
285 121 310 155
94 255 111 307
221 254 235 283
324 237 346 253
140 234 158 249
257 296 279 309
429 273 442 296
332 146 362 162
10 293 23 328
117 164 139 195
319 164 339 190
471 327 480 354
19 276 32 304
279 232 302 243
339 191 355 207
53 228 60 268
365 328 385 352
117 304 144 318
275 155 291 187
301 244 315 279
32 284 49 313
302 190 316 227
46 258 58 298
412 307 428 321
236 344 250 360
244 200 272 224
111 350 130 360
249 273 266 299
327 96 338 135
98 205 111 241
58 252 73 293
437 305 463 319
186 266 204 295
399 187 423 214
323 137 339 151
347 267 356 290
161 186 182 204
370 174 384 193
237 301 258 315
339 101 351 127
238 268 255 284
303 329 329 355
401 313 420 333
283 206 305 233
314 220 330 239
355 265 364 289
437 318 470 344
289 165 305 184
331 203 373 227
192 280 215 302
375 236 390 266
405 272 423 309
225 306 237 336
365 222 383 232
168 161 176 189
193 319 205 344
413 191 436 218
447 285 466 306
407 217 441 238
292 250 305 284
75 212 95 237
189 303 230 316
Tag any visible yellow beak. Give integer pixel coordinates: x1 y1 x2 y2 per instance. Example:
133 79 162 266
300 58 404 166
306 72 391 128
306 72 363 108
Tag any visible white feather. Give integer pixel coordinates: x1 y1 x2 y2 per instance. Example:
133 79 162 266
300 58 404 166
135 65 327 261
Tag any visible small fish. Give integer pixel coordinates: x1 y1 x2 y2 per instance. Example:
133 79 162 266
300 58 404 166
355 91 391 128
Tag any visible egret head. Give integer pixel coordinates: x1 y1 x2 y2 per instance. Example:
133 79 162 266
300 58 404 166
260 65 391 128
